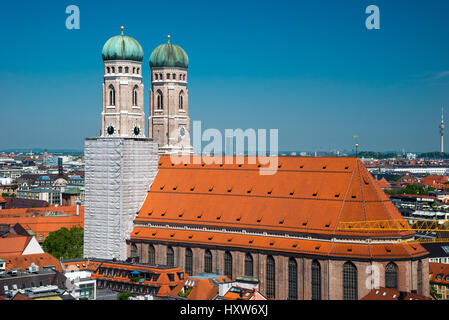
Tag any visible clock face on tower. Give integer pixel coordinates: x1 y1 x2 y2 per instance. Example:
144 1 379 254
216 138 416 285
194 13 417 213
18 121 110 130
179 126 186 140
133 124 141 137
106 124 116 136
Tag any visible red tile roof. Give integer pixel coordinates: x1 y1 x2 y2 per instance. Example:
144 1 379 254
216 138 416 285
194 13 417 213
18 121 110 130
361 287 430 300
0 234 31 255
220 286 267 300
1 253 62 272
0 206 83 242
132 156 428 260
0 196 6 203
168 274 231 300
421 175 449 189
11 293 33 300
376 177 390 190
62 259 101 272
90 261 185 297
429 262 449 285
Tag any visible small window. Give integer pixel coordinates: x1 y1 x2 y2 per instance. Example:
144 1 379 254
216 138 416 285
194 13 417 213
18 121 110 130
167 73 170 80
107 67 110 73
118 67 123 73
173 73 176 80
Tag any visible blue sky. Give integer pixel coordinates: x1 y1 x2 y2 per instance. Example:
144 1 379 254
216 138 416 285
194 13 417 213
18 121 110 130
1 0 449 152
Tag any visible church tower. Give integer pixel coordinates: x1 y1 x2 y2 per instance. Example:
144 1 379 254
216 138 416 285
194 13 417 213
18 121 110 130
84 28 159 261
101 27 146 138
148 36 193 154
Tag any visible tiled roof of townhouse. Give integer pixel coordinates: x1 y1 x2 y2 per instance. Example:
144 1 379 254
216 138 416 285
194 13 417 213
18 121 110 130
0 253 62 272
429 262 449 285
361 287 431 300
0 206 83 242
168 273 231 300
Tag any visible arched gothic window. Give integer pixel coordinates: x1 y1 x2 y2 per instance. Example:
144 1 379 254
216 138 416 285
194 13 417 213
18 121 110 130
185 248 193 276
311 260 322 300
266 256 275 298
288 258 298 300
155 73 158 80
107 67 110 73
385 262 398 289
167 246 174 267
137 68 140 74
148 245 155 265
343 262 358 300
204 250 212 273
132 86 138 106
125 66 129 73
109 85 116 106
244 253 253 277
157 90 163 110
179 91 184 109
224 251 233 279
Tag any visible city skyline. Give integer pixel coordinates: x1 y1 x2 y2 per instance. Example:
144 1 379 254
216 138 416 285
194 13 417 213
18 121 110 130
1 0 449 152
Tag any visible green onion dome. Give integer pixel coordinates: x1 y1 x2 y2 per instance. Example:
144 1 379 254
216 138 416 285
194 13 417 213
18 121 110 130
150 36 189 69
102 27 144 62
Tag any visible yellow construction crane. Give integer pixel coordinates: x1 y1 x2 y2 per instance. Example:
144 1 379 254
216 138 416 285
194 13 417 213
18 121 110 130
336 219 449 244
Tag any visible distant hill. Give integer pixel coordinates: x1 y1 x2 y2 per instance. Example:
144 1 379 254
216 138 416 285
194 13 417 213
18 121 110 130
418 152 449 159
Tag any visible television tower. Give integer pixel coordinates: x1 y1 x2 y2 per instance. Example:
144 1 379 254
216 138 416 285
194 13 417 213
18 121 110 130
440 107 445 153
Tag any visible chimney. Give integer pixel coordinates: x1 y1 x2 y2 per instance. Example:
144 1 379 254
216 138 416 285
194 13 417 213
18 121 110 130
76 199 81 216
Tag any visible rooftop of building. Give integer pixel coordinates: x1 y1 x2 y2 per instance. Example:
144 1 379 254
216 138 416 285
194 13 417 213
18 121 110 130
429 262 449 285
0 253 62 272
361 287 431 300
132 156 428 261
168 273 231 300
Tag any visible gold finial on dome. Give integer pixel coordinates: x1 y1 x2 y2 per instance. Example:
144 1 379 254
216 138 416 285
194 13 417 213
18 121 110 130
167 35 171 43
121 26 125 35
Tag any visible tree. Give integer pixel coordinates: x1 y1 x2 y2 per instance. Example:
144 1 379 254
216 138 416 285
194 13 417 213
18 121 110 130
118 292 132 300
42 227 83 260
430 286 441 300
